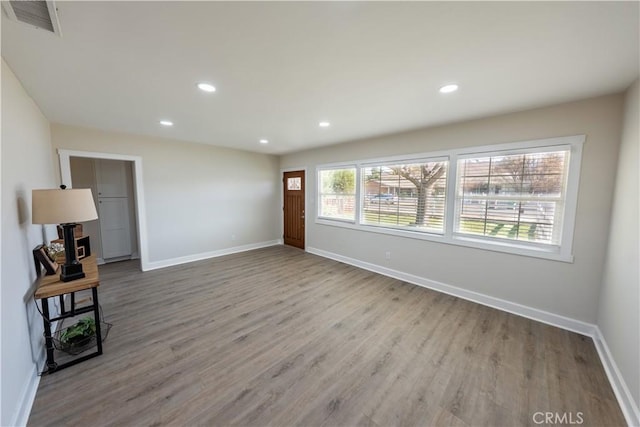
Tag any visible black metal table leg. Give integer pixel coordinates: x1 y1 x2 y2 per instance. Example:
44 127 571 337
40 297 58 373
92 287 103 355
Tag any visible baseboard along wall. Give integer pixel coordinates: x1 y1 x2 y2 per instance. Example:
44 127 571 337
144 240 282 271
592 328 640 427
16 240 281 426
11 352 45 426
306 246 639 427
16 242 637 427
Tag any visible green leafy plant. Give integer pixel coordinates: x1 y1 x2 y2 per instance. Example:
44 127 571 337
60 318 96 347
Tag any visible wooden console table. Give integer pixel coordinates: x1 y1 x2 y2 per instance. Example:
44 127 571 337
34 255 103 374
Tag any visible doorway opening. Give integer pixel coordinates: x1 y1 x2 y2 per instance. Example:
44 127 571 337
72 157 137 263
58 150 148 271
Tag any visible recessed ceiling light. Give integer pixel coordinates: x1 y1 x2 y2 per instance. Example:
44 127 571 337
259 139 269 144
319 121 331 128
439 84 459 94
197 82 216 93
159 120 174 126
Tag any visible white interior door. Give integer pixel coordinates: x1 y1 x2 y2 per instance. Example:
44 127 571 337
96 159 128 198
98 197 132 259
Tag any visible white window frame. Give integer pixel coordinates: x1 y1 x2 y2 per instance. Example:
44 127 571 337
315 135 584 262
317 164 359 224
359 156 449 235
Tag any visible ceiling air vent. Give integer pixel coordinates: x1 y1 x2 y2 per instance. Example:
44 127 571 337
2 1 61 36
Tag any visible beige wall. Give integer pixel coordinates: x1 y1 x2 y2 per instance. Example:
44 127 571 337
2 49 634 423
51 124 281 264
598 80 640 417
281 94 624 323
1 60 58 426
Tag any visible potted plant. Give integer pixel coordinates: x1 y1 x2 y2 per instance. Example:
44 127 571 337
59 318 96 353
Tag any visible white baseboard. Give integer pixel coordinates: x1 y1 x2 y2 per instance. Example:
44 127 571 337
11 354 45 427
593 328 640 427
144 240 282 271
307 247 596 336
13 302 64 426
307 246 639 426
17 244 636 427
103 255 133 263
97 255 140 265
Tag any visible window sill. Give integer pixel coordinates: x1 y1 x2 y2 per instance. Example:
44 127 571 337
451 235 574 263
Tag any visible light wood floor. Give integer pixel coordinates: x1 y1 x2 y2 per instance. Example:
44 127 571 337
28 245 625 426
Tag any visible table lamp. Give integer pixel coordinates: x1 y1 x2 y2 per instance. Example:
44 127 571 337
32 186 98 282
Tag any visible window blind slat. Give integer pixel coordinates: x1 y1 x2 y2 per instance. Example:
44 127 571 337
361 161 447 234
455 150 568 245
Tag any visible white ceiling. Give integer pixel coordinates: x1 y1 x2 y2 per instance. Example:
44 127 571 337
2 1 638 155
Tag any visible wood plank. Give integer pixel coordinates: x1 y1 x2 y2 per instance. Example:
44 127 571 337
27 246 626 426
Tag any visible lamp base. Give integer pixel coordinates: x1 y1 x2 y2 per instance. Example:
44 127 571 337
60 222 85 282
60 262 85 282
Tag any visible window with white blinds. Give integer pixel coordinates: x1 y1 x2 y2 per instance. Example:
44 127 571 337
361 160 447 234
318 167 356 221
454 148 569 246
315 135 583 262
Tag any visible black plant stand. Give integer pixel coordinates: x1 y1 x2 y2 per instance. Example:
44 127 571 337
35 255 103 374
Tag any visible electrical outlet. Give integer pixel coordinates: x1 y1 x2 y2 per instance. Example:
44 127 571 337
385 251 391 260
231 234 236 241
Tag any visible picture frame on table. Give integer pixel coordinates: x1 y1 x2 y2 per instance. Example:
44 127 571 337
32 244 59 276
76 235 91 260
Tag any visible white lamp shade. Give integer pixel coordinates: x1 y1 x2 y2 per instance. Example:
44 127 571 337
32 188 98 224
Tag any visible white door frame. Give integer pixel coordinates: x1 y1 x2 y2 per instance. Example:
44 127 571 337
58 149 149 271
